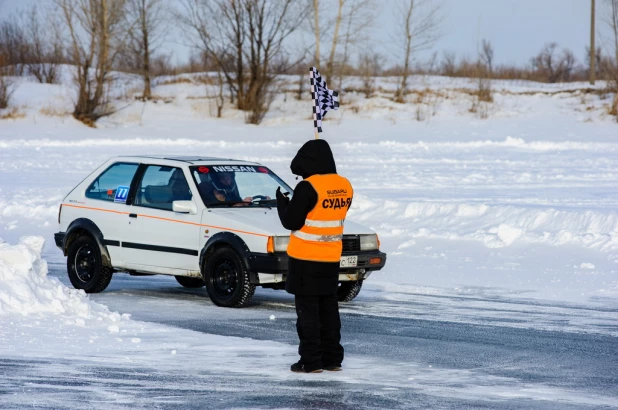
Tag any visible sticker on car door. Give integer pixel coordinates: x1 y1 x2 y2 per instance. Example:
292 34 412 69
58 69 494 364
114 186 130 203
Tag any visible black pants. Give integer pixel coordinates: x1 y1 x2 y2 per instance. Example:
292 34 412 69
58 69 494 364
294 293 344 370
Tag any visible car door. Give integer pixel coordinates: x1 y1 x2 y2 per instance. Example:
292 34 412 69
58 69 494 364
123 165 201 273
81 161 140 267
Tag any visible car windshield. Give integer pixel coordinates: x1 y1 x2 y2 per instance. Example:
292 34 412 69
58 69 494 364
190 165 293 208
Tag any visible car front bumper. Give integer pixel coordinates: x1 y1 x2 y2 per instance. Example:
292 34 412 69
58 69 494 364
248 250 387 274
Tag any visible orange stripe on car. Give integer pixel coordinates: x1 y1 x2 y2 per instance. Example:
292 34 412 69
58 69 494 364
199 223 270 238
63 204 130 215
62 203 269 237
137 213 203 226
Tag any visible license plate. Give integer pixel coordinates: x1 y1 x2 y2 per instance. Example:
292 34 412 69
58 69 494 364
340 255 357 268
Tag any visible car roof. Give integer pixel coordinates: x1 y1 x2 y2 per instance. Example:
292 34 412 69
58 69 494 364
114 155 260 166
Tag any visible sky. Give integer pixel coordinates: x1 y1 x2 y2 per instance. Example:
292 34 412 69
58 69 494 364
411 0 601 65
0 0 608 68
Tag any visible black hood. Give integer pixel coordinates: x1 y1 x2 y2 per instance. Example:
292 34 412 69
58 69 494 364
290 139 337 178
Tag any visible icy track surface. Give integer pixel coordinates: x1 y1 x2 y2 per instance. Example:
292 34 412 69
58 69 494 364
0 246 616 410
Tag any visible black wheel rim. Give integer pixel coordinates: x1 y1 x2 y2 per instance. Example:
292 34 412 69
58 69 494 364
74 245 96 283
212 258 238 299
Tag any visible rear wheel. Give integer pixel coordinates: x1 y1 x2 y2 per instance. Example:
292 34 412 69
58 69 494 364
203 246 255 307
175 275 205 288
337 280 363 302
67 235 113 293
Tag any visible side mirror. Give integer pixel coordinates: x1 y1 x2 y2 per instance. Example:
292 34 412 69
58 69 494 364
172 200 197 214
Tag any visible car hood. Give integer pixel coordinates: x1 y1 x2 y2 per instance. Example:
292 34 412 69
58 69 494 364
204 207 374 236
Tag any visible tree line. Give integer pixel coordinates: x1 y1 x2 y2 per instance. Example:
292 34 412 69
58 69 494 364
1 0 618 124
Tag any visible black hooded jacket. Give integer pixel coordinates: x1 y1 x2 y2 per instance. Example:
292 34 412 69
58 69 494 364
277 139 338 230
277 139 348 296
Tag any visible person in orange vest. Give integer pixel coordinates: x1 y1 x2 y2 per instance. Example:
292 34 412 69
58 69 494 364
276 139 353 373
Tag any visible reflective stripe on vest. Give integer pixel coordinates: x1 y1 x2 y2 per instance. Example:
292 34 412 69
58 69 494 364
291 230 343 242
304 219 344 228
287 174 353 263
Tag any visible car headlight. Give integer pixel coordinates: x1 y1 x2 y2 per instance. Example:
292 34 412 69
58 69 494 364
267 236 290 253
360 234 379 251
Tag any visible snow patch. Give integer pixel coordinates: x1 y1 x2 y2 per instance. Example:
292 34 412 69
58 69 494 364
496 224 525 246
351 196 618 256
0 236 126 325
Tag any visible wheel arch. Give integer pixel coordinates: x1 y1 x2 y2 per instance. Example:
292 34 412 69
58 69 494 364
199 232 258 284
63 218 112 267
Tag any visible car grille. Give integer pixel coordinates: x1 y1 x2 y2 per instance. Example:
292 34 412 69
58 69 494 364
342 236 360 252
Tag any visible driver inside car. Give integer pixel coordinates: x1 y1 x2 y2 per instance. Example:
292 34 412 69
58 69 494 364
200 171 270 206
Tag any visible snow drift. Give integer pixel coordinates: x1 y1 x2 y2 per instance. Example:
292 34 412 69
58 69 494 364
0 236 126 325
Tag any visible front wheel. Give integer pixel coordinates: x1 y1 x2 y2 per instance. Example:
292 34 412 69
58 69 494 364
203 246 255 307
67 235 113 293
337 280 363 302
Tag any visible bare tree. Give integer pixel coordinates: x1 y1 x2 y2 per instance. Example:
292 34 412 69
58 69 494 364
21 6 64 84
603 0 618 117
561 49 576 81
531 43 578 83
358 51 380 98
180 0 247 109
532 43 559 82
150 51 175 76
480 39 494 77
393 0 442 103
306 0 375 95
0 58 14 109
0 16 15 108
243 0 308 123
337 0 375 96
180 0 307 124
55 0 128 124
313 0 320 66
0 19 28 76
440 50 456 76
324 0 344 79
123 0 170 99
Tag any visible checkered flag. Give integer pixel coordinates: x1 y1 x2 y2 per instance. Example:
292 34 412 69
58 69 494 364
310 67 339 134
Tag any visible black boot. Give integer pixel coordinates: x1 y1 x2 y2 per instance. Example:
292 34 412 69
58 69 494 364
290 361 323 373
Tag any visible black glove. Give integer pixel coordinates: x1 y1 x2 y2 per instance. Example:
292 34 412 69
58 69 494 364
276 187 289 206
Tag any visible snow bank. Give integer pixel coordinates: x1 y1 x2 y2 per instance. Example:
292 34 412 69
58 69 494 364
351 196 618 257
2 136 617 153
0 236 126 325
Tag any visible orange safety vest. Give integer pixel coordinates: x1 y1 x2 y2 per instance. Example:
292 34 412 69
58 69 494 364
287 174 353 262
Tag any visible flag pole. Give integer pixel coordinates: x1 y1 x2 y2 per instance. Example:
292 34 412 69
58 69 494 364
310 67 319 139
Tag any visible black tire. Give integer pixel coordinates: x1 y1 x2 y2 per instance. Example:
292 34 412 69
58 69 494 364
202 246 255 307
67 235 113 293
337 280 363 302
175 275 205 288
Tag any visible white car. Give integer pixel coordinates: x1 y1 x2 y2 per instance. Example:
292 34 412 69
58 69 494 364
54 156 386 307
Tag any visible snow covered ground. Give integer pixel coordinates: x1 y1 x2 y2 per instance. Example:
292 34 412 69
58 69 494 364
0 71 617 408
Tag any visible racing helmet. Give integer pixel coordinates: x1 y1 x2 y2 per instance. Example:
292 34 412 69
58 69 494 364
212 171 237 194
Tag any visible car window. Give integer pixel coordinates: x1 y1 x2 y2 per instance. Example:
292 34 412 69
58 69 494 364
85 162 139 203
133 166 192 211
191 165 292 207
